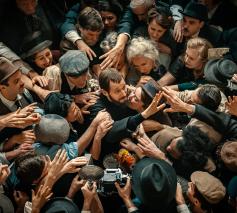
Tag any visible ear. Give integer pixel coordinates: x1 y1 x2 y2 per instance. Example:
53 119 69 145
101 89 108 97
200 21 204 29
193 197 201 208
0 84 6 91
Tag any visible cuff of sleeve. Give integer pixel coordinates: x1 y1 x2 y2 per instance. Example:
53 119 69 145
65 30 82 44
128 206 138 213
0 152 10 165
119 32 131 40
177 204 190 213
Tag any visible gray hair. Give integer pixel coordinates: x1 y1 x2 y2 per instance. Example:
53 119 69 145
100 31 118 53
130 0 155 9
127 37 159 66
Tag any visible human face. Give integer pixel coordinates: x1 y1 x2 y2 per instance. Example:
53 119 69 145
80 28 102 46
190 88 201 104
100 11 117 31
148 18 167 42
67 71 88 89
16 0 37 15
105 79 127 104
166 136 182 159
182 16 204 38
127 87 144 112
132 5 148 22
0 70 24 101
34 48 53 69
66 102 81 123
184 48 203 69
131 56 155 75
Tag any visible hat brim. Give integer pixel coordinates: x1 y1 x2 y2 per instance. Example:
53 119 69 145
22 40 52 59
179 9 207 22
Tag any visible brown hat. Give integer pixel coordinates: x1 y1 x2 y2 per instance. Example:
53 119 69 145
220 141 237 172
0 57 18 83
191 171 226 204
151 125 182 152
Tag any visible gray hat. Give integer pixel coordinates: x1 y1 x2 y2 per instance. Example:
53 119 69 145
34 114 70 145
0 57 19 83
59 50 89 77
204 58 237 87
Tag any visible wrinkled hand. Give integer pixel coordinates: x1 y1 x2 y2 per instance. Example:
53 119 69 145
32 185 53 211
137 76 153 86
13 190 29 208
115 176 132 201
61 156 88 174
32 76 49 88
142 91 166 119
16 143 34 155
81 102 95 115
95 119 114 140
73 92 99 105
93 110 112 125
173 20 183 43
120 138 139 152
67 174 86 199
163 86 190 113
10 129 36 144
99 45 124 70
226 96 237 116
76 40 96 61
0 163 10 184
137 137 166 160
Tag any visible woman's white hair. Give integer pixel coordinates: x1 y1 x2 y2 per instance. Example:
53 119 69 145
127 36 159 66
130 0 155 9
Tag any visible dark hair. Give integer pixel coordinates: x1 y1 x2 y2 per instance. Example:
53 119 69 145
15 152 45 185
79 0 99 9
77 7 104 31
197 84 221 111
177 126 214 171
194 185 213 212
99 68 123 92
97 0 123 19
147 7 173 29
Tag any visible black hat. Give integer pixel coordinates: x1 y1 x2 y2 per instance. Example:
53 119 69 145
41 197 80 213
180 1 208 22
132 158 177 211
44 92 73 118
141 79 161 100
204 58 237 87
21 31 52 59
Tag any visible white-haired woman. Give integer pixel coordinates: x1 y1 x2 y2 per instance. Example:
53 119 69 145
126 37 167 86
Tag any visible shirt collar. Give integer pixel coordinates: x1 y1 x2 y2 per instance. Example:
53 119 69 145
0 92 22 111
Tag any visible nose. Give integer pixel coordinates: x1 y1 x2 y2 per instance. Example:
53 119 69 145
104 18 109 25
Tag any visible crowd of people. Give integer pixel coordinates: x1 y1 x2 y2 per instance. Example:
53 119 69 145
0 0 237 212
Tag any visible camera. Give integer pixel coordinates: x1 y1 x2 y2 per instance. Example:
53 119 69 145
97 168 129 195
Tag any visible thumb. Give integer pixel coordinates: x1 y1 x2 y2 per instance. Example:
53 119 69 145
164 108 176 113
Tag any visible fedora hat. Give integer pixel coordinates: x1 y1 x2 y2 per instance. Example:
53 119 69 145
204 58 237 87
41 197 80 213
180 1 208 22
132 157 177 211
0 57 19 83
34 114 70 145
21 31 52 59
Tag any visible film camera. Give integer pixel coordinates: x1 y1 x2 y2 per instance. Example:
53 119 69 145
79 165 129 195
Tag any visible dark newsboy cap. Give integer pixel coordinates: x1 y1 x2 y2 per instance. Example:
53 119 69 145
180 0 208 22
0 57 19 83
59 50 89 77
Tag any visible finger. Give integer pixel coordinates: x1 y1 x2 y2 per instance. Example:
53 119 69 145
89 49 97 58
99 51 109 60
163 108 176 113
87 50 93 61
156 103 166 112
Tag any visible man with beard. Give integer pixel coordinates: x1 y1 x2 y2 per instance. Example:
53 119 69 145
84 68 165 160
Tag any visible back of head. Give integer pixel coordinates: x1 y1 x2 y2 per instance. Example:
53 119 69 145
99 68 123 92
77 7 104 31
197 84 221 111
132 158 177 211
15 152 45 185
130 0 154 9
97 0 123 19
34 114 70 145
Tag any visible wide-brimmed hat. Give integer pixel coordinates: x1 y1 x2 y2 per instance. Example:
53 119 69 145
132 157 177 211
34 114 70 145
41 197 80 213
21 31 52 59
0 57 19 83
221 141 237 172
191 171 226 204
204 58 237 87
180 1 208 22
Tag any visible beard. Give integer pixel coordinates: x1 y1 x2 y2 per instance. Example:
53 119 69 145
108 93 128 107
